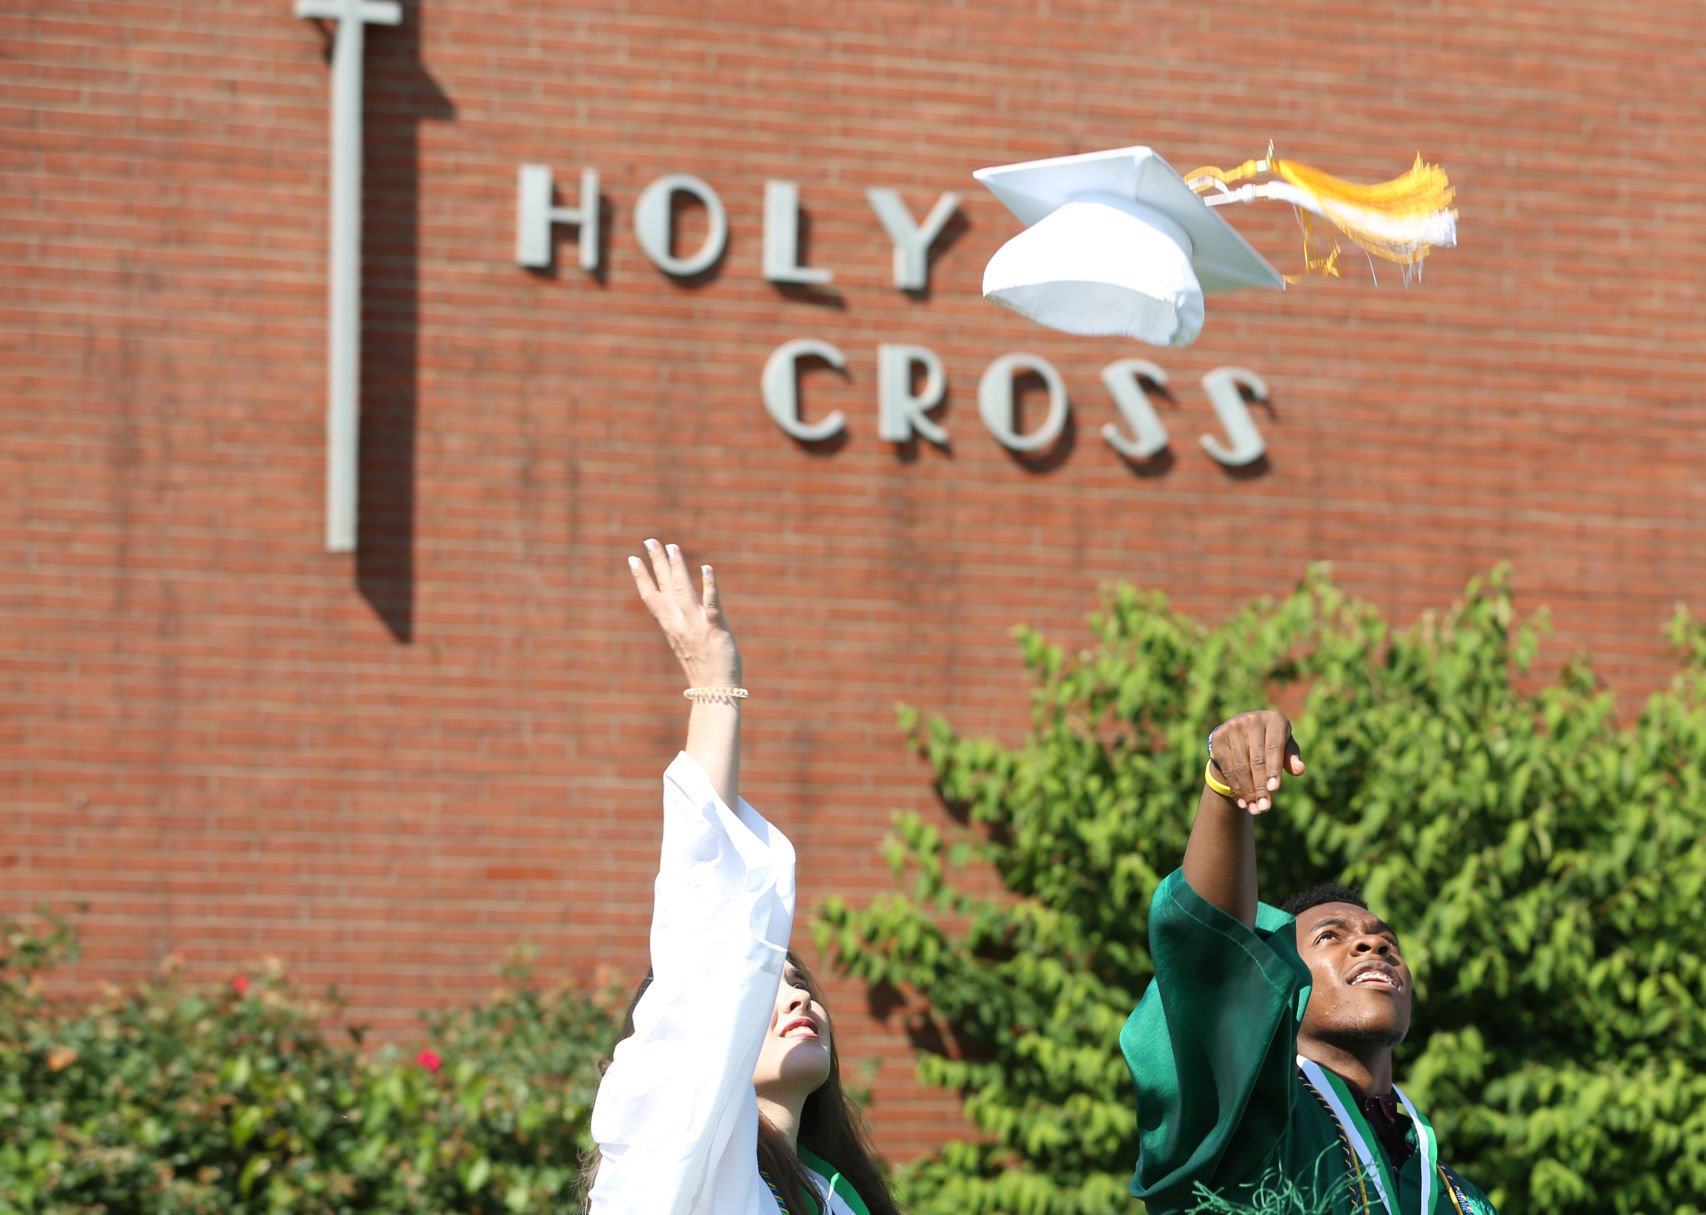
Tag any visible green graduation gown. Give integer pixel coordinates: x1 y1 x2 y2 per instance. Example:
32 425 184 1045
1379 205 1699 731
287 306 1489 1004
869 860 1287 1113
1120 870 1499 1215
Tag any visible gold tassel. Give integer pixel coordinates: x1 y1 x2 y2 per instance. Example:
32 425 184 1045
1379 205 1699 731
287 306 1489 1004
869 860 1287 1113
1188 147 1457 281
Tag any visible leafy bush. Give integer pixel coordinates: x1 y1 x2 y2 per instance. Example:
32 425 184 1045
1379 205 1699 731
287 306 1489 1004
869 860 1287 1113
818 567 1706 1215
0 922 618 1214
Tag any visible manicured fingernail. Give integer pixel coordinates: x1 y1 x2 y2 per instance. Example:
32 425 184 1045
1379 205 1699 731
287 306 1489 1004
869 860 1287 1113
667 544 680 557
1267 777 1279 791
628 556 641 570
1236 799 1247 809
1259 798 1271 812
644 538 659 549
702 564 712 575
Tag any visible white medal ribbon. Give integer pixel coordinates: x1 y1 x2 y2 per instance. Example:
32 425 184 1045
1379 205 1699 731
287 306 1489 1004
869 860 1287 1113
1298 1056 1438 1215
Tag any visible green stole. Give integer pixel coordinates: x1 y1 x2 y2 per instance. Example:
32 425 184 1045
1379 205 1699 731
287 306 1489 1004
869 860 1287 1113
1297 1057 1440 1215
797 1146 873 1215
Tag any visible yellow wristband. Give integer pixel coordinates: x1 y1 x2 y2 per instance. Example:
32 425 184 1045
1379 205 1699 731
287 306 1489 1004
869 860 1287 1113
1204 760 1234 799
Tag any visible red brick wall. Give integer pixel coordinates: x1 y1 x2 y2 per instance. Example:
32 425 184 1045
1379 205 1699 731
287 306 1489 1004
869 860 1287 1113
4 0 1704 1157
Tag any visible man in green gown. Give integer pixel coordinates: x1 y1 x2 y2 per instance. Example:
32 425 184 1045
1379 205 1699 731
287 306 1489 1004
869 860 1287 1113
1120 711 1500 1215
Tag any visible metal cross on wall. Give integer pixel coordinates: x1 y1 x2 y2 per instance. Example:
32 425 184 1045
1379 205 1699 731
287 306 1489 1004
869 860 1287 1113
296 0 401 552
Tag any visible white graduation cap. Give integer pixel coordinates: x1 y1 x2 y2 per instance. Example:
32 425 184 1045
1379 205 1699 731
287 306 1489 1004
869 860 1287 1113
975 146 1283 348
975 144 1457 348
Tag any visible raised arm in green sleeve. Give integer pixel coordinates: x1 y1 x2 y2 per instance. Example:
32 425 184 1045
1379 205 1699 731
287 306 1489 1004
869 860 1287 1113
1119 869 1313 1212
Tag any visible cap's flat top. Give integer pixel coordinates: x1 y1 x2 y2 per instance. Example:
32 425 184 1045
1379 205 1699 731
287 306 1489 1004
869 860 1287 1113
974 146 1284 294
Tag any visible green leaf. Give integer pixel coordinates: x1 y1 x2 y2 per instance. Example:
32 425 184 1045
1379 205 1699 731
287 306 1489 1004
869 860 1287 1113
231 1103 265 1149
238 1153 270 1197
462 1154 492 1193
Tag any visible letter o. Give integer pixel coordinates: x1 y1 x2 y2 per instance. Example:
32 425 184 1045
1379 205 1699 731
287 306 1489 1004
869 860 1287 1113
978 352 1069 453
634 174 729 277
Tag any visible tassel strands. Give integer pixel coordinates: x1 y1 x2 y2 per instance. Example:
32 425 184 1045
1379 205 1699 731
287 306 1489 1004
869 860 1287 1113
1187 146 1457 284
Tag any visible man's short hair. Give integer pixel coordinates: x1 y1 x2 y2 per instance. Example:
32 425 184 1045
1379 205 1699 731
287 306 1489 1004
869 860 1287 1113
1279 883 1367 917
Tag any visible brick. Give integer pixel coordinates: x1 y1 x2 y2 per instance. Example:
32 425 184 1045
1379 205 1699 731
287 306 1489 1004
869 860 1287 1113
5 0 1706 1165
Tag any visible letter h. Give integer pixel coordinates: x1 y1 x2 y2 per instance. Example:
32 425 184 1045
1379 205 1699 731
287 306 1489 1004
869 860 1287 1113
516 164 600 271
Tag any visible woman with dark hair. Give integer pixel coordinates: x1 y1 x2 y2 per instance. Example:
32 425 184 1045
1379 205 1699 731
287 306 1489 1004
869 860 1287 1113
585 539 900 1215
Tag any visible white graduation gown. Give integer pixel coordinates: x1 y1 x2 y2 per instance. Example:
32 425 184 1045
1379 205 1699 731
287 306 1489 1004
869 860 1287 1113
588 753 862 1215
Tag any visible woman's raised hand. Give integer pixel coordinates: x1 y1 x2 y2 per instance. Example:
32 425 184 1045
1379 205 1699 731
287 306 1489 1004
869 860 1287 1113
628 539 742 691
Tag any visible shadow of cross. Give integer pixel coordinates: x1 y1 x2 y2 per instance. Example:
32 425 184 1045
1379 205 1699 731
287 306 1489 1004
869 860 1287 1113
356 2 454 643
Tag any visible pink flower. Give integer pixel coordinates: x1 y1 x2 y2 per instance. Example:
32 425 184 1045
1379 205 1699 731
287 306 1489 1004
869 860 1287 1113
416 1049 442 1073
232 976 250 995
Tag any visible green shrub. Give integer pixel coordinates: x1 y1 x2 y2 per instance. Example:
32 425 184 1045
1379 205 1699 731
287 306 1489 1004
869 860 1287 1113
0 921 618 1214
818 567 1706 1215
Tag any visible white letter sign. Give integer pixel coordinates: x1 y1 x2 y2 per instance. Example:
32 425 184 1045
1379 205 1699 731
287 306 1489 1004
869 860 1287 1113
762 339 847 442
516 164 600 271
1100 358 1172 459
866 188 961 291
978 353 1069 453
634 174 728 277
763 180 833 286
1199 366 1269 466
877 344 948 444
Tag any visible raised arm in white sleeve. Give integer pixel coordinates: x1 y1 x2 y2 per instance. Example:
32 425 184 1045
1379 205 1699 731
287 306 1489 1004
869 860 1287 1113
588 752 795 1215
593 542 798 1215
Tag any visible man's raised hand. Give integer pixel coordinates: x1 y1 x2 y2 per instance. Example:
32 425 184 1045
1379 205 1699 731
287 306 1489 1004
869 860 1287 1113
1207 710 1305 813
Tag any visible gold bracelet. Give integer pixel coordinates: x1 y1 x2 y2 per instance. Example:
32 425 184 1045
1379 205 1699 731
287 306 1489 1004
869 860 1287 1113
1204 760 1234 799
683 686 750 702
